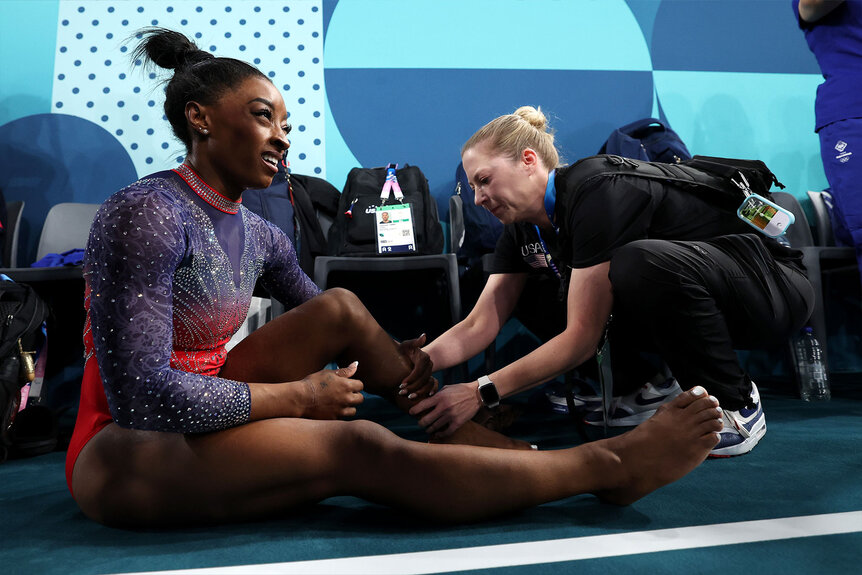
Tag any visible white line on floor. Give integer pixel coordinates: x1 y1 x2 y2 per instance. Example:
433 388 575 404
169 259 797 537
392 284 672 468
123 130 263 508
116 510 862 575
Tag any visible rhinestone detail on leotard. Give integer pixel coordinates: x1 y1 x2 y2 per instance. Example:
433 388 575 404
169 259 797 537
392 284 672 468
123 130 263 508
173 163 242 214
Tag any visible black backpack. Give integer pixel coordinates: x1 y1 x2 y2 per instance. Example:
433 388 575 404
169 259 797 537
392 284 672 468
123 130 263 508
566 154 784 213
552 154 795 294
244 162 340 275
0 280 49 462
328 164 444 256
598 118 692 164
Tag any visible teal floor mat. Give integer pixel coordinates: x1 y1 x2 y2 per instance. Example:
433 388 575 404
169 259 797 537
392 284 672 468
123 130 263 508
3 381 861 575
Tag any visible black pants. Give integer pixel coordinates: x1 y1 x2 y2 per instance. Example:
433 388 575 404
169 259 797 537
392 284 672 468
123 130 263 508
607 235 814 411
512 274 567 342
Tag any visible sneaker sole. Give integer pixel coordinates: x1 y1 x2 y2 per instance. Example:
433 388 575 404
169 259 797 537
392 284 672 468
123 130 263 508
546 395 602 413
583 408 657 427
583 382 682 427
709 419 767 458
549 404 602 415
547 401 570 415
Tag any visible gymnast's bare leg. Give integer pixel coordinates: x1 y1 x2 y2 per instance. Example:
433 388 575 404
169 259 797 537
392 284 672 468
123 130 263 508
219 288 533 449
71 290 722 527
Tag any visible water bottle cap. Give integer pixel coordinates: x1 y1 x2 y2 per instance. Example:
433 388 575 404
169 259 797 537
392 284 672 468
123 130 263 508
804 326 814 334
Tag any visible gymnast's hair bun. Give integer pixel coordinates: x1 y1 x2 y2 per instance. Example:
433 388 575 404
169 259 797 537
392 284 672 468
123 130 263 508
132 27 214 71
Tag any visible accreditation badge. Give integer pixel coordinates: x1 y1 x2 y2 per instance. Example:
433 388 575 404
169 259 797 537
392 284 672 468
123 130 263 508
375 204 416 254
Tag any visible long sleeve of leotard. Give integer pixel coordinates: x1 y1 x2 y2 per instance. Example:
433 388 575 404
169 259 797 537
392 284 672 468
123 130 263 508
85 181 253 433
253 215 322 309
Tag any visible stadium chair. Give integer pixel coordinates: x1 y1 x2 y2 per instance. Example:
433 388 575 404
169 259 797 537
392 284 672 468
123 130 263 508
773 191 856 373
3 200 24 267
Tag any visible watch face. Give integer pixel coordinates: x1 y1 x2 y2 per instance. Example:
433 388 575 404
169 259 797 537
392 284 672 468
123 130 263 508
479 382 500 406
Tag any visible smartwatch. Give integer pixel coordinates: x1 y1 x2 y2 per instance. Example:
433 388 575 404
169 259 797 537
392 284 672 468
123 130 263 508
477 375 501 409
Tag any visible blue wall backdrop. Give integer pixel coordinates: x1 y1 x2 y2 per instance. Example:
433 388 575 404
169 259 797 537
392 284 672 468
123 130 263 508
0 0 826 265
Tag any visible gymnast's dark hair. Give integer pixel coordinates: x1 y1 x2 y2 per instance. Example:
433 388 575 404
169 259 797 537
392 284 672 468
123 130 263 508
130 27 267 151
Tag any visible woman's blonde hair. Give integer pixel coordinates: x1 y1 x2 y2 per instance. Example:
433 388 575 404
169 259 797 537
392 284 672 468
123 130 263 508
462 106 560 168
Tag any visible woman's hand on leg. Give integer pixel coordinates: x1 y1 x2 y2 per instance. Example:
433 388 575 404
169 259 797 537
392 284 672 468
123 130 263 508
300 362 365 420
397 334 436 399
248 362 365 421
409 381 481 436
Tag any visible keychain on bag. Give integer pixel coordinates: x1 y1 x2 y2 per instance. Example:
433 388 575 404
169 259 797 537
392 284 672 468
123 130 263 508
733 172 795 238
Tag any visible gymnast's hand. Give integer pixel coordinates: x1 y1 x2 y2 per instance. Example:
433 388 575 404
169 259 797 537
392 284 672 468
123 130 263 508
409 381 480 437
301 361 365 419
397 334 437 399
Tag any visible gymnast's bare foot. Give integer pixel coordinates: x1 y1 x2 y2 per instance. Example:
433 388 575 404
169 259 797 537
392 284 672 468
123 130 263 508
430 420 535 451
592 386 722 505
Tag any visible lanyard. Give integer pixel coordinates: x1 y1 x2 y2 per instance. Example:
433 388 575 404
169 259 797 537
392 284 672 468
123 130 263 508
542 169 557 230
533 226 561 279
380 163 404 203
534 170 561 278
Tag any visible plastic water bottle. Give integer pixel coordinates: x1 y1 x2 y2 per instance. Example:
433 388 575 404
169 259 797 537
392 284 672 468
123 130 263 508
793 327 831 401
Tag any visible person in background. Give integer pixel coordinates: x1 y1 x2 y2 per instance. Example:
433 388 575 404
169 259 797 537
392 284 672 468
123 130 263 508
414 106 814 458
65 29 723 528
795 1 862 263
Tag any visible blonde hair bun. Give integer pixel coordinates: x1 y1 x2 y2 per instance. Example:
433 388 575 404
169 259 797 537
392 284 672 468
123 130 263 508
513 106 548 133
462 105 561 169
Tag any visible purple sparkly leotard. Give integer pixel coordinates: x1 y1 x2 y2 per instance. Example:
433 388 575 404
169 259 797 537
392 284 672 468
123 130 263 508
66 166 321 491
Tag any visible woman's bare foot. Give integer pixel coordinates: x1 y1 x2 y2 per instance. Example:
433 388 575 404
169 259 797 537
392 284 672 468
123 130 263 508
592 386 722 505
430 420 535 450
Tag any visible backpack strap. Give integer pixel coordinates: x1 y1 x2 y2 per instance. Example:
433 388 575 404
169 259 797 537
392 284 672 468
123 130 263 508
685 155 785 194
567 154 783 213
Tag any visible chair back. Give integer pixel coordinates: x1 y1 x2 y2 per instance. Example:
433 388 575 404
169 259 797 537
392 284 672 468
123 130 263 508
806 190 836 246
316 208 334 244
448 194 465 254
4 200 25 267
36 203 100 261
314 254 461 342
771 192 814 249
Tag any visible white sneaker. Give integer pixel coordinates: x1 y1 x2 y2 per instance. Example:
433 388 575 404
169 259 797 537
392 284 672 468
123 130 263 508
545 385 602 414
710 382 766 457
584 377 682 427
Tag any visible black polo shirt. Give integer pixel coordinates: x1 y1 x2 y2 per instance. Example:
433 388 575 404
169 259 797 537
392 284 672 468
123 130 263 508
488 163 800 277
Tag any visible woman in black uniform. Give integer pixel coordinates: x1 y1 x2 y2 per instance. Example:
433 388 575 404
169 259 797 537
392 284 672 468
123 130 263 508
414 106 814 457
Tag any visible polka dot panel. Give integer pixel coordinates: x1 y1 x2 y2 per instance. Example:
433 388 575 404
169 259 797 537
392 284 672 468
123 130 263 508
52 1 325 179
